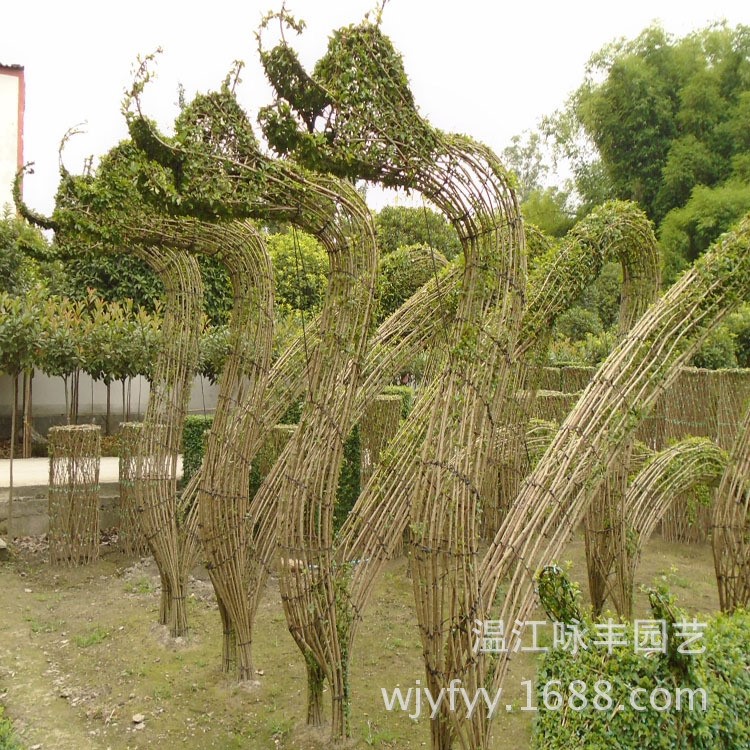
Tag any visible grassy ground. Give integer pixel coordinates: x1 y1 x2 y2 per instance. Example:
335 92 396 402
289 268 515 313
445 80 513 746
0 532 721 749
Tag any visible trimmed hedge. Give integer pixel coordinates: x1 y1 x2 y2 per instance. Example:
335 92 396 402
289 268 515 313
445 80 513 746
533 600 750 749
182 416 361 527
182 388 414 526
181 415 213 485
381 385 414 420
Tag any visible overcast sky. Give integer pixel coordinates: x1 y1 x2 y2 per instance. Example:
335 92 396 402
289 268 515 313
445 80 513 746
3 0 748 214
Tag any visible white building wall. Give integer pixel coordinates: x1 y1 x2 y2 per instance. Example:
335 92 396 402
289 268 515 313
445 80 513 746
0 370 219 435
0 68 21 213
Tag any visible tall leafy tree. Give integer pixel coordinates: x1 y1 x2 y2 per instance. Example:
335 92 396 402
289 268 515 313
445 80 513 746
374 205 461 259
546 22 750 235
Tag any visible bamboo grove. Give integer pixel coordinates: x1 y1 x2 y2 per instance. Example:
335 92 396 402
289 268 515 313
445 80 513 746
14 12 750 750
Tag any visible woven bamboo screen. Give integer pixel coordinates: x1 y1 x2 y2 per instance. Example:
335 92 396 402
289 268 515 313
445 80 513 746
359 395 402 487
712 399 750 612
48 424 102 566
118 422 149 557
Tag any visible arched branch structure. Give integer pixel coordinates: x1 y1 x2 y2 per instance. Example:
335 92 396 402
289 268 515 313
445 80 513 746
616 437 727 618
713 400 750 612
333 203 660 745
260 19 526 745
478 213 750 748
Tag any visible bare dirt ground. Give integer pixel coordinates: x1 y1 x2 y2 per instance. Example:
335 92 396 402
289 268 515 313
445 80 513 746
0 533 721 749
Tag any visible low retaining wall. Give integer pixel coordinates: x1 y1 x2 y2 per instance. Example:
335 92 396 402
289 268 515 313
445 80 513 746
0 482 120 537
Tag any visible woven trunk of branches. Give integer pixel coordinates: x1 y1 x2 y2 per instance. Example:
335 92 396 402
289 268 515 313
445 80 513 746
118 422 149 557
713 398 750 612
133 246 203 638
615 437 726 618
180 221 275 682
48 424 101 566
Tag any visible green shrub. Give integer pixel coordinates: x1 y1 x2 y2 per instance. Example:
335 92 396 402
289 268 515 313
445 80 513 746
334 427 360 533
691 325 738 370
376 244 449 322
533 603 750 750
726 305 750 368
0 704 22 750
182 415 213 484
182 413 363 529
554 306 604 341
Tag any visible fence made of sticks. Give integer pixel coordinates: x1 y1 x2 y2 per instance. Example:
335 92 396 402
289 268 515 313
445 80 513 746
531 365 750 543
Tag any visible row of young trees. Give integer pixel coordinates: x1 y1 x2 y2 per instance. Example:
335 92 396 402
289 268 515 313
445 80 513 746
1 203 456 448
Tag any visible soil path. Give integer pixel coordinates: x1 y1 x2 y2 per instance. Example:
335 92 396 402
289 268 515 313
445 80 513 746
0 567 101 749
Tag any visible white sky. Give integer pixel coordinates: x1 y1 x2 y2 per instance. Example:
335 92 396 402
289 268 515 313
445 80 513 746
2 0 749 214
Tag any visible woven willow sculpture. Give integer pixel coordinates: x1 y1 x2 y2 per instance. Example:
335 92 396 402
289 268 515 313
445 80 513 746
118 422 149 557
17 151 207 637
473 215 750 749
124 218 276 669
615 437 727 618
132 245 203 636
261 20 526 743
262 29 750 747
127 76 382 712
713 399 750 612
194 223 273 680
127 72 481 710
257 19 673 742
575 209 661 615
48 424 101 566
336 205 660 746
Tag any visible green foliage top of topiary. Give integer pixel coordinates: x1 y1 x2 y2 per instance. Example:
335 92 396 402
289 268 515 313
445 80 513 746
533 569 750 750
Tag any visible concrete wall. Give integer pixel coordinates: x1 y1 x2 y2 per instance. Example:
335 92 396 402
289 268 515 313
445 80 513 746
0 65 23 213
0 370 219 438
0 483 120 537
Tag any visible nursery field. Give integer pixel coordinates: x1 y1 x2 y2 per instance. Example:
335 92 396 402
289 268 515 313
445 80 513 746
0 534 720 750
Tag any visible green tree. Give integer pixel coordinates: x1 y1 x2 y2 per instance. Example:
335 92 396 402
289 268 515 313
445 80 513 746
376 243 449 322
267 229 329 314
659 181 750 283
374 205 461 259
198 323 230 383
50 251 163 312
37 296 87 423
546 22 750 232
726 305 750 368
502 130 548 202
691 324 738 369
0 210 50 294
521 188 575 238
0 289 43 530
